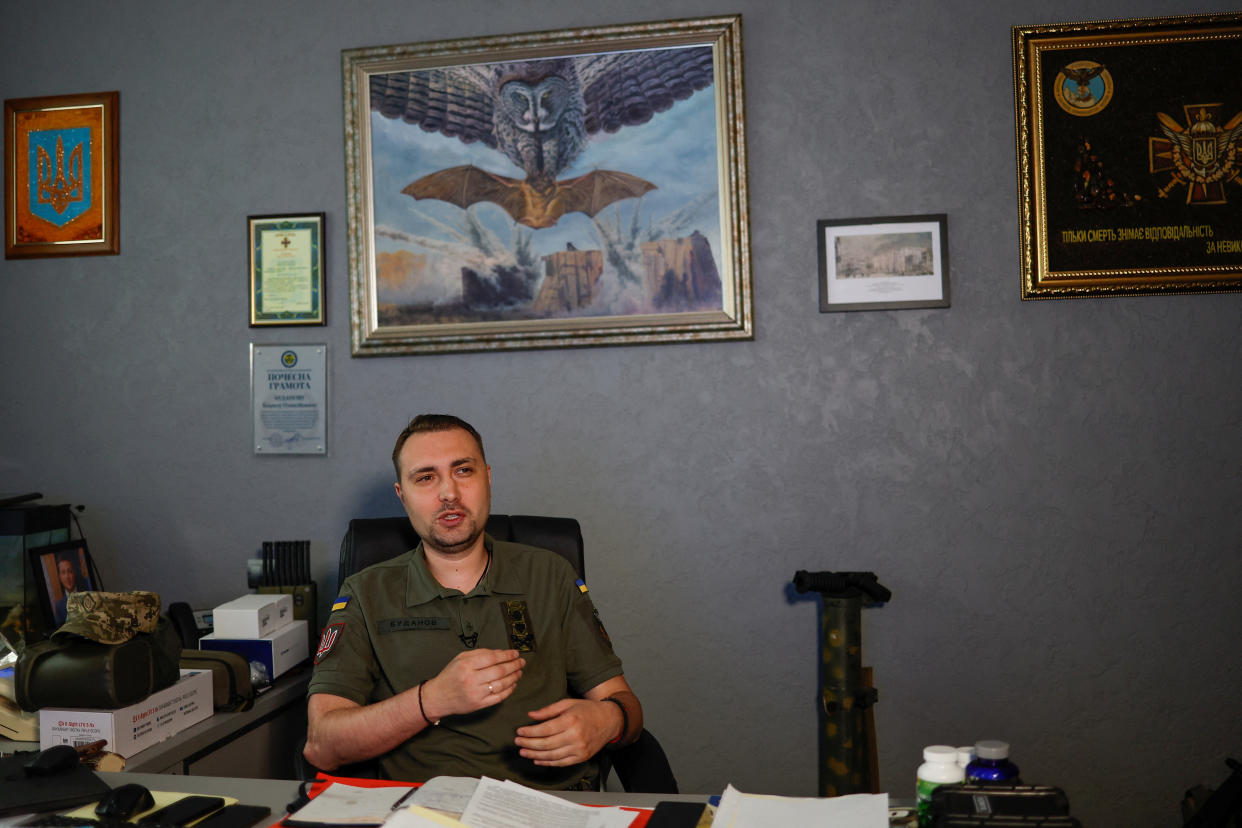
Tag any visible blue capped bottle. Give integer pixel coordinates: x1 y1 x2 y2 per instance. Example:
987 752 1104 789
965 739 1020 783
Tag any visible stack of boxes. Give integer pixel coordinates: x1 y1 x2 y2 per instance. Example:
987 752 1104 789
199 593 309 682
34 593 309 758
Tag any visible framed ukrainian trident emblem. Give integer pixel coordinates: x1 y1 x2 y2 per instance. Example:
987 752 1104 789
4 91 119 258
1013 13 1242 298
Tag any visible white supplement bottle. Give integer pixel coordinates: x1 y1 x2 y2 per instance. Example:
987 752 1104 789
916 745 965 826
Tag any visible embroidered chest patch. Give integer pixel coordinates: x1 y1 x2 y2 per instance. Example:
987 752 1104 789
501 600 537 652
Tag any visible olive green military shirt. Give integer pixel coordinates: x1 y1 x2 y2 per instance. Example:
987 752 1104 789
308 535 623 788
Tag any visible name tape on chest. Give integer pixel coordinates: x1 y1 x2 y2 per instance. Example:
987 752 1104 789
378 617 451 634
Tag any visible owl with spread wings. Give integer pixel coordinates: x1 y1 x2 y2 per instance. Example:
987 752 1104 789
370 47 715 229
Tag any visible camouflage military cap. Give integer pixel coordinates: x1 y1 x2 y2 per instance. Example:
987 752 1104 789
52 591 162 644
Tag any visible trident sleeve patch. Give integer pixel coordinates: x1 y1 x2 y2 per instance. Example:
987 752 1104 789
315 622 345 664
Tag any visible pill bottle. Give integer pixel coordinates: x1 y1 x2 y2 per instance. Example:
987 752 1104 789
955 746 975 771
965 739 1020 783
916 745 964 826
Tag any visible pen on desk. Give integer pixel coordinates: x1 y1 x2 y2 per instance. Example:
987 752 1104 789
391 788 420 810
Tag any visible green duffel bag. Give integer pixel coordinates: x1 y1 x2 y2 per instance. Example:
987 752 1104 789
15 590 180 711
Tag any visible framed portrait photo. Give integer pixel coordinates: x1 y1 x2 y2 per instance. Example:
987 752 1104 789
1013 11 1242 298
4 91 120 258
818 215 950 312
28 539 96 630
341 15 752 355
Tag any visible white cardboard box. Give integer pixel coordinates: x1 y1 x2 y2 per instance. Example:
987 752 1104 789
38 669 212 757
199 619 307 680
212 593 294 638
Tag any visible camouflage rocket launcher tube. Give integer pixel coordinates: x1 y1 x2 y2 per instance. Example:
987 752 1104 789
793 570 891 797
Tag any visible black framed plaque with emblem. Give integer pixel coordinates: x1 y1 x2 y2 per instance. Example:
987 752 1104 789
1013 12 1242 299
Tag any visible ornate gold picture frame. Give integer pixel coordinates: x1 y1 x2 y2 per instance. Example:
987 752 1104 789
342 16 751 355
4 91 120 258
1013 12 1242 299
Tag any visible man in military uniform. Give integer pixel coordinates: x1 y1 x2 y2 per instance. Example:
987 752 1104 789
304 414 642 788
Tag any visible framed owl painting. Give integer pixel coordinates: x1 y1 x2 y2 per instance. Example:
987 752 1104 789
342 15 752 355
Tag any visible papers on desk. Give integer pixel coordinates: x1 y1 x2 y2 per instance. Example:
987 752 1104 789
285 784 415 826
712 784 888 827
292 778 635 828
292 777 887 828
455 777 633 828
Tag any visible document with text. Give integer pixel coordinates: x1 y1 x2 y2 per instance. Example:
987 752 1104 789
711 784 888 827
456 777 634 828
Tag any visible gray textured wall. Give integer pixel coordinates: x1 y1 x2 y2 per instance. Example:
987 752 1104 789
3 1 1241 824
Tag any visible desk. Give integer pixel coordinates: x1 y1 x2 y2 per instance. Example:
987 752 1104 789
0 670 309 778
90 772 707 814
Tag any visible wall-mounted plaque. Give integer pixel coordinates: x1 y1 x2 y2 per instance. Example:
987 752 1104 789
250 344 327 455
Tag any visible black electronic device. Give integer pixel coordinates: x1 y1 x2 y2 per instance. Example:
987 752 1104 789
137 796 226 827
0 751 110 817
96 784 156 819
931 784 1070 819
23 745 79 776
646 801 707 827
192 805 272 828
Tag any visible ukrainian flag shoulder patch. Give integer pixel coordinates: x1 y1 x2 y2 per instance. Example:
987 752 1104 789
575 579 588 594
331 595 350 612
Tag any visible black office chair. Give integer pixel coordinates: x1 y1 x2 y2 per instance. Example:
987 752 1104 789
300 515 677 793
339 515 586 586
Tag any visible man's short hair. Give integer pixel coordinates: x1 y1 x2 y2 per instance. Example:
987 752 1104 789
392 414 486 479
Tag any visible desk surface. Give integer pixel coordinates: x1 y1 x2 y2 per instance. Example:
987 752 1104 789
92 772 706 814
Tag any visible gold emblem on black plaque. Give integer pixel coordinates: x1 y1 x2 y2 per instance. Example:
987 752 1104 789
1150 104 1242 204
502 600 537 652
1053 60 1113 117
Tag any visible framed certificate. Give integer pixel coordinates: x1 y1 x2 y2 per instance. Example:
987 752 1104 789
251 343 327 455
248 213 325 325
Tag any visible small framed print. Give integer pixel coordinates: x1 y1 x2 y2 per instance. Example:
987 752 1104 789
818 214 950 312
29 539 96 629
249 213 326 326
4 91 120 258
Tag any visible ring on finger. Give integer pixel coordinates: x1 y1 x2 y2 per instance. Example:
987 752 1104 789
488 683 494 694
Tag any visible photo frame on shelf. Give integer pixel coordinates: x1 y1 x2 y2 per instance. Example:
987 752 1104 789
1013 11 1242 299
817 214 949 312
28 539 96 630
249 213 326 326
4 91 120 258
341 15 752 355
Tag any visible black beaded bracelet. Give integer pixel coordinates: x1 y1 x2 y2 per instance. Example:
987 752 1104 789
418 682 440 726
602 696 628 746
